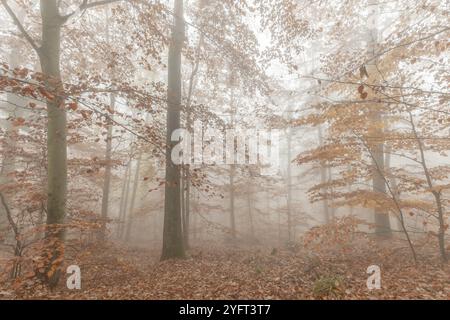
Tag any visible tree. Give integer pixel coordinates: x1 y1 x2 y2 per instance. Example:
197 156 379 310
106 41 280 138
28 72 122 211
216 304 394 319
124 154 142 242
366 4 391 238
2 0 127 285
100 93 115 241
161 0 185 260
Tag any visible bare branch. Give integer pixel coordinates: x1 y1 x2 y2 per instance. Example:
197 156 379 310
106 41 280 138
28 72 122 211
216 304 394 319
1 0 40 53
0 192 19 238
82 0 124 9
60 0 125 23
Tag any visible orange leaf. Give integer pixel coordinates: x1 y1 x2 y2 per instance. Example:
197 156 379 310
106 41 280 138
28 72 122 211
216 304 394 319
68 102 78 111
12 117 25 126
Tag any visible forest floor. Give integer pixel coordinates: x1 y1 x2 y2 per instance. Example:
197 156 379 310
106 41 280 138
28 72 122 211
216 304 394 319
0 238 448 300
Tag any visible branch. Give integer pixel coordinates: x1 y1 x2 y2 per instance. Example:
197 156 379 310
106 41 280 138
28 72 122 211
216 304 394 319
0 192 19 238
1 0 40 53
302 75 450 96
366 27 450 66
352 129 418 263
83 0 124 9
60 0 125 23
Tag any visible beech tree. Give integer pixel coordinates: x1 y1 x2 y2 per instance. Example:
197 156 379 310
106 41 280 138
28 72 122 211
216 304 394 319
161 0 185 260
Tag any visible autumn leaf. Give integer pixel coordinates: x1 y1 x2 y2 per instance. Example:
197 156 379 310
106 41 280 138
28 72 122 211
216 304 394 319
12 117 25 126
38 87 55 100
357 85 364 94
359 65 369 78
68 102 78 111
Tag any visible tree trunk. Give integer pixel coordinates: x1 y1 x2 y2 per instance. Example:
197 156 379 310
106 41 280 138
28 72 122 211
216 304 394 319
384 144 403 231
100 9 115 241
371 111 391 237
229 164 236 241
435 192 447 262
0 24 25 231
117 162 131 238
100 93 115 240
327 166 335 219
357 134 417 263
161 0 185 260
125 155 141 242
365 4 391 238
286 127 293 242
182 30 203 251
181 167 190 249
246 184 255 239
39 0 67 286
184 168 190 249
409 112 447 262
0 192 23 279
181 167 185 240
317 126 330 224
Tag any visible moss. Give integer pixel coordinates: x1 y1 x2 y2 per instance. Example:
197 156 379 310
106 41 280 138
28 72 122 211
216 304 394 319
313 275 344 298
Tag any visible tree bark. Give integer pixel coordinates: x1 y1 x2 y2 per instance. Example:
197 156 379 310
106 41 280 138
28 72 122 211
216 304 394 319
161 0 185 260
100 8 115 241
100 93 115 240
317 126 330 224
384 143 403 231
229 164 236 241
286 127 293 242
246 184 255 239
371 111 392 237
182 31 203 251
0 25 25 231
124 156 141 242
184 168 190 248
37 0 67 286
118 161 131 238
365 4 391 238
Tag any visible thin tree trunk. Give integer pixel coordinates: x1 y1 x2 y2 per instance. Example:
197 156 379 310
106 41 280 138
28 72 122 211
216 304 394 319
182 19 205 249
371 111 391 237
192 188 199 242
181 166 186 244
229 164 236 241
100 8 115 241
408 112 447 262
184 168 190 248
327 166 335 219
355 132 417 263
100 93 115 240
125 155 141 242
0 7 27 230
318 126 330 223
278 200 281 245
118 162 132 238
384 144 403 231
246 184 255 239
227 82 237 242
182 31 203 251
0 192 22 279
119 162 132 238
286 127 293 242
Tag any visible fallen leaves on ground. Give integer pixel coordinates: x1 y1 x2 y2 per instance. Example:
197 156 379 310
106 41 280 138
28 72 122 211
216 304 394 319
0 240 448 300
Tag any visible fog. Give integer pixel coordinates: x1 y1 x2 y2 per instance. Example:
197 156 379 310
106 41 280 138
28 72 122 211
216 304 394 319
0 0 448 300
